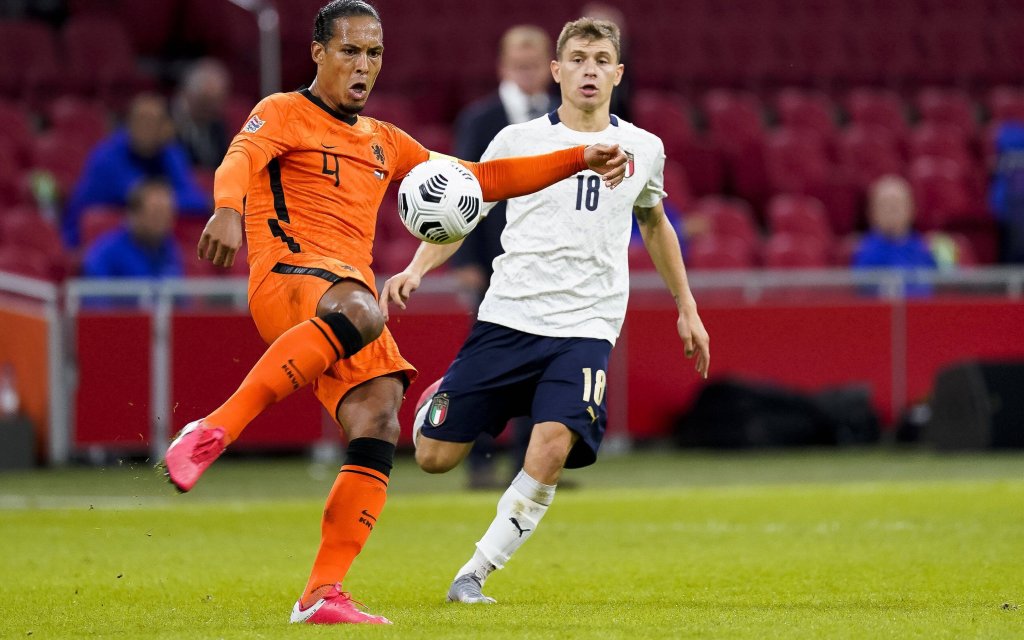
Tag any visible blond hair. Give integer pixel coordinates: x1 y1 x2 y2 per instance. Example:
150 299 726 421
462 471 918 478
555 17 620 61
500 25 552 58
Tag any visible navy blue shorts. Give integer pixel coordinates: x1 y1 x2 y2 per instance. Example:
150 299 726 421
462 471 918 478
418 321 612 469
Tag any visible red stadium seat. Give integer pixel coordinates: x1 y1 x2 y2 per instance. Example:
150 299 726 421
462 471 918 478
702 91 769 204
67 0 180 57
62 16 152 102
0 209 67 279
915 88 978 138
692 196 761 253
0 100 37 167
31 133 92 200
0 246 55 280
632 91 725 197
847 26 922 85
48 96 110 149
987 86 1024 124
919 23 993 85
627 242 657 272
908 156 975 230
777 25 853 87
764 128 830 195
908 123 972 167
845 89 910 145
762 233 830 269
687 235 758 270
662 160 693 211
766 194 834 245
774 89 838 147
0 20 59 106
836 124 904 189
79 206 124 248
833 233 862 267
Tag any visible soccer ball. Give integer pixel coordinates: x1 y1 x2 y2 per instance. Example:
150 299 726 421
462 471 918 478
397 159 483 244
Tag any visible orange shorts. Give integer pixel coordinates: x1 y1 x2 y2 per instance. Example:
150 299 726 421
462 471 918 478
247 252 417 418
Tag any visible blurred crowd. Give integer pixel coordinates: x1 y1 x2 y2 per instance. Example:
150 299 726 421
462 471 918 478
1 0 1023 287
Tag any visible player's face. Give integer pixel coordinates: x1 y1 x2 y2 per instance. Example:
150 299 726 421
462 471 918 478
311 16 384 114
551 37 622 114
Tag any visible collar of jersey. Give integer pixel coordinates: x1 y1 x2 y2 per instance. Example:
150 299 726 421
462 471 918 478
547 109 619 128
299 88 357 126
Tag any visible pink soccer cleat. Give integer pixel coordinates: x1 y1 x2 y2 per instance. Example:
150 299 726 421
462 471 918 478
162 420 226 493
289 585 392 625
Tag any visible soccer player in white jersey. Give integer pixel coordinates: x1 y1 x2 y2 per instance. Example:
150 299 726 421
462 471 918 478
379 17 710 604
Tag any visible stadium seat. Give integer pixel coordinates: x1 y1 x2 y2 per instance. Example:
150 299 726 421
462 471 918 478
702 91 769 204
0 20 60 106
692 195 761 253
0 245 55 280
919 23 992 85
847 26 922 85
0 100 37 167
908 122 973 167
62 16 152 103
762 232 831 268
79 206 125 248
987 86 1024 124
627 242 657 272
915 88 978 138
48 96 110 149
68 0 180 57
0 209 66 279
766 194 834 245
908 156 975 230
833 233 862 266
764 128 831 195
774 89 838 148
662 160 693 211
686 235 758 270
836 124 904 190
845 89 910 145
31 133 91 200
778 25 853 87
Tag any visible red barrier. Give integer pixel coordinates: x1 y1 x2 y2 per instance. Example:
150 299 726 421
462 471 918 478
71 295 1024 451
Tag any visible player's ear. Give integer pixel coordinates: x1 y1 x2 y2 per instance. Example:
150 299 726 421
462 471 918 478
613 63 624 87
311 40 325 65
550 59 561 83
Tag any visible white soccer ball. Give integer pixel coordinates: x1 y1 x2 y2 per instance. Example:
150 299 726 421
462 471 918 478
397 159 483 244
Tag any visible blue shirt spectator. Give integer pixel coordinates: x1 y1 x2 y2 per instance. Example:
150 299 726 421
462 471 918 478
853 175 937 296
63 93 209 247
82 179 184 279
988 121 1024 262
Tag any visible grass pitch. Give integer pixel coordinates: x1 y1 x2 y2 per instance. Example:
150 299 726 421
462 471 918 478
0 449 1021 639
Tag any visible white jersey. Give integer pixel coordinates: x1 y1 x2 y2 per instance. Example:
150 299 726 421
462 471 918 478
476 111 667 345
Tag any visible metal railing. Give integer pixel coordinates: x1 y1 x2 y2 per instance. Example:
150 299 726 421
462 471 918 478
4 267 1024 464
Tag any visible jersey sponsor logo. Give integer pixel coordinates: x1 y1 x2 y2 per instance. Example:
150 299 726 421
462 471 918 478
372 143 385 164
428 394 449 426
624 150 635 178
242 114 266 134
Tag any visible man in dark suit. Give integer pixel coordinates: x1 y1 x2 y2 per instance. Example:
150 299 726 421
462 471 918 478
451 25 556 489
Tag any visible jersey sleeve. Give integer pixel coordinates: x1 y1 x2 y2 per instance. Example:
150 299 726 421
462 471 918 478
213 95 297 212
635 138 668 209
388 124 431 181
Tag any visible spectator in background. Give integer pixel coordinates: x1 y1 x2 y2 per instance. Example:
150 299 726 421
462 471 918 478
853 175 937 296
63 93 209 247
988 121 1024 263
173 58 232 170
82 179 183 279
451 25 556 489
580 2 631 121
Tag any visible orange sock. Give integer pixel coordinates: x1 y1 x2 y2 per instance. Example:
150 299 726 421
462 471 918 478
302 438 395 605
205 318 342 443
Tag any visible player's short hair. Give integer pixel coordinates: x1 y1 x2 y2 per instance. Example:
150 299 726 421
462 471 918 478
313 0 381 45
127 178 173 213
555 17 620 62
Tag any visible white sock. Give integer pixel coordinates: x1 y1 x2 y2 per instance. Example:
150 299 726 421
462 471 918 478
456 469 556 583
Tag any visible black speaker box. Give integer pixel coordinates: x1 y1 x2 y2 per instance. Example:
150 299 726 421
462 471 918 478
926 361 1024 450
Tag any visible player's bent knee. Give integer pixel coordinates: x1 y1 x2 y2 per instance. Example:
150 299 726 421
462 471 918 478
318 286 386 356
415 444 461 474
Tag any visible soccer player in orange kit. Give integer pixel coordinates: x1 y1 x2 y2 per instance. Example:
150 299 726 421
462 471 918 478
160 0 627 626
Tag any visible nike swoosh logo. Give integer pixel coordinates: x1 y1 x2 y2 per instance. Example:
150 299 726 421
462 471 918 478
361 509 377 521
322 144 337 149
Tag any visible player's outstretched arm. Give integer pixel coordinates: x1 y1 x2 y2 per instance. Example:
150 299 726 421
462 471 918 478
460 144 628 202
636 202 710 378
378 239 464 321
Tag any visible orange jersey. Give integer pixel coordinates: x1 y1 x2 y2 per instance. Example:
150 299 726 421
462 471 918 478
215 89 429 284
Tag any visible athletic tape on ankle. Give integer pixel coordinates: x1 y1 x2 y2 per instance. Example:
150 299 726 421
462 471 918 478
320 312 365 358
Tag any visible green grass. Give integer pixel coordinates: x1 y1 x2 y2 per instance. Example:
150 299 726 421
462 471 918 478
1 450 1022 639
